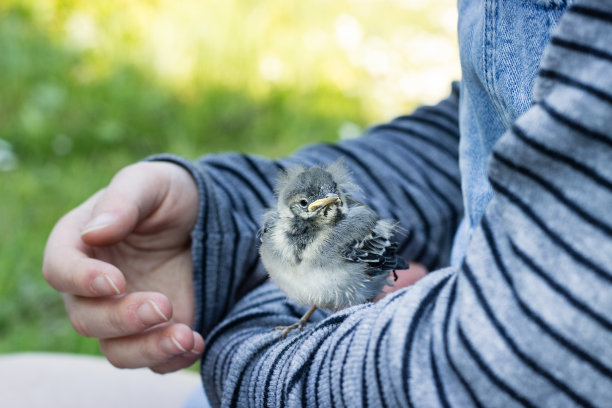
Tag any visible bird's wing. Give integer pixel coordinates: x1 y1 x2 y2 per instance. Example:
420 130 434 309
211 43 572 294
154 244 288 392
341 219 408 277
259 210 278 243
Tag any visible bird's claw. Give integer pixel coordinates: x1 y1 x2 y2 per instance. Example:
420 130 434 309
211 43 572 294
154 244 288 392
273 306 318 339
273 321 306 339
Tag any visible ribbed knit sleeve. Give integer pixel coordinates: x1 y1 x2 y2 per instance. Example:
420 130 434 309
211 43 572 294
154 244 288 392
200 1 612 406
152 83 462 336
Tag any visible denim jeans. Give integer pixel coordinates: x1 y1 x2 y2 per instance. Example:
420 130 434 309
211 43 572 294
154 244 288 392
450 0 570 265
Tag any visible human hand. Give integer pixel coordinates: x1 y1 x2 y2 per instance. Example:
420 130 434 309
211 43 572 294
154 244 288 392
375 263 427 301
42 161 204 373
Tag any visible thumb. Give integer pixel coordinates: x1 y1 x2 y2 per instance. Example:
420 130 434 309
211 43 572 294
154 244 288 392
81 163 169 246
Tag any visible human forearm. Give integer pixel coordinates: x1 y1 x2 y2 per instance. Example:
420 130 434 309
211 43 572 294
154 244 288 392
153 84 462 336
201 1 612 406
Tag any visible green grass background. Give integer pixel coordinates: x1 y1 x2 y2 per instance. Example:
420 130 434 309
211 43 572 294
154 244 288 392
0 0 458 356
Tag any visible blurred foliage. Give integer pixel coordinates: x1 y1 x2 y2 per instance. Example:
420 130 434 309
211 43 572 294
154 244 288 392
0 0 458 355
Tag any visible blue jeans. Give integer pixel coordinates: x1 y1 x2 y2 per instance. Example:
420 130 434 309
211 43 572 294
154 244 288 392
450 0 569 265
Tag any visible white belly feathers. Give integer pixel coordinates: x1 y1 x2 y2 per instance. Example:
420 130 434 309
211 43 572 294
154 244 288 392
261 225 376 309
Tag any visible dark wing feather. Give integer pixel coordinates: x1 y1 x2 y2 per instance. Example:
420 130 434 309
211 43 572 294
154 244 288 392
342 225 408 279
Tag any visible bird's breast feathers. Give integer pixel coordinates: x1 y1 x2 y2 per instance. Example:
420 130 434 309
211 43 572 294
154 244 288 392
260 222 386 309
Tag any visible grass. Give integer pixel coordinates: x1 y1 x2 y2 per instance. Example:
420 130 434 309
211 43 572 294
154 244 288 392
0 0 458 356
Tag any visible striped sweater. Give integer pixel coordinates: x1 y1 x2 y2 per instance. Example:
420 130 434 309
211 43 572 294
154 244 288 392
155 1 612 406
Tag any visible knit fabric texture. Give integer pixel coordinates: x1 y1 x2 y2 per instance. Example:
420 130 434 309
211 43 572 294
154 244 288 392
152 0 612 406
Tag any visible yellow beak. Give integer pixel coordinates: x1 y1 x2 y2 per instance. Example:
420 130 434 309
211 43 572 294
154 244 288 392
307 194 341 212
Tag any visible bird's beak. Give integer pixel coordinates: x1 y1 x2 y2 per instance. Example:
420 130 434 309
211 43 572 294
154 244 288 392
308 194 341 212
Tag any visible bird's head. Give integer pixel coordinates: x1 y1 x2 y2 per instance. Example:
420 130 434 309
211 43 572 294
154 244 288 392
275 161 355 229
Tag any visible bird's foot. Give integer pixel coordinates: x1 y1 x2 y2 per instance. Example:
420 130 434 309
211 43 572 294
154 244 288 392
273 305 318 339
273 321 306 339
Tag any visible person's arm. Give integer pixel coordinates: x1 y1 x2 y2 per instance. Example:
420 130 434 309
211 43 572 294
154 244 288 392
41 38 460 375
201 1 612 406
153 83 463 336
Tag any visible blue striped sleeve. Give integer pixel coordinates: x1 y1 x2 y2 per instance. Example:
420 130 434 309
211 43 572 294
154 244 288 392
152 83 462 336
199 1 612 406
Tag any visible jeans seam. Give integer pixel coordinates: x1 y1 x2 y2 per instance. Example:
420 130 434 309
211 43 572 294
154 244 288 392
483 0 513 129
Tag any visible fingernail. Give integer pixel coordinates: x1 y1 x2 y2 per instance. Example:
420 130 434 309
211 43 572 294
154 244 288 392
161 336 187 354
137 300 169 325
92 274 121 295
81 213 117 235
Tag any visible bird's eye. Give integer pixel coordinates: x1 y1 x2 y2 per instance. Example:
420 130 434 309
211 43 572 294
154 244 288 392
299 199 308 207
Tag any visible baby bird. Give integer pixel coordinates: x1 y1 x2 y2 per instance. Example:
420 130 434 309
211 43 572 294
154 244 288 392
259 161 407 338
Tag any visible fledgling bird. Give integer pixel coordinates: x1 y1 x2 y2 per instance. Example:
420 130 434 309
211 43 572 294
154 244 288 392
259 161 408 338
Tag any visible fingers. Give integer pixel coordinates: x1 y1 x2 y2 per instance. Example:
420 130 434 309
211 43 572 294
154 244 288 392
45 254 125 297
394 263 428 288
42 161 196 297
149 332 206 374
67 290 205 372
80 162 171 247
43 197 127 297
375 262 428 301
42 160 203 374
64 292 173 339
99 323 205 371
149 355 202 374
